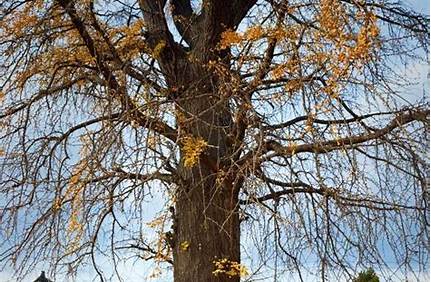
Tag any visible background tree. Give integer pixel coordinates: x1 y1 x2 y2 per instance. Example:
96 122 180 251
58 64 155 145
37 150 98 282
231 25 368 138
353 268 380 282
0 0 429 281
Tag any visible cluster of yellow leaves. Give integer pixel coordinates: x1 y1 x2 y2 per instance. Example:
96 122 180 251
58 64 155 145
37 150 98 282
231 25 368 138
152 40 166 58
212 258 249 278
146 214 173 264
245 26 264 41
349 11 380 63
322 79 340 99
63 134 94 252
319 0 347 41
65 162 86 233
147 134 158 150
1 4 71 89
269 25 299 41
207 59 226 74
6 7 136 91
0 1 43 38
270 58 303 97
215 170 227 187
67 209 83 234
181 136 207 168
285 79 303 95
219 26 269 49
110 19 147 60
51 197 62 213
303 0 381 107
271 65 286 80
146 215 165 228
63 161 87 253
15 37 95 89
176 110 188 130
318 0 380 69
118 18 145 39
219 29 243 49
180 241 190 251
304 115 316 134
271 58 300 79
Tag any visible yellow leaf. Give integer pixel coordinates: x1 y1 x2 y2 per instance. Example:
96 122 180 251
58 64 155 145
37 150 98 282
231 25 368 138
152 40 166 58
219 29 242 49
180 241 190 251
181 136 207 168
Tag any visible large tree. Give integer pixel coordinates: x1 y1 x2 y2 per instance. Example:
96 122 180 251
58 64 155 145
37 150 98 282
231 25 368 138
0 0 429 281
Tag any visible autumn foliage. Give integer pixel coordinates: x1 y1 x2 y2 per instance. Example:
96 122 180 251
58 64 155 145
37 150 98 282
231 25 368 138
0 0 429 281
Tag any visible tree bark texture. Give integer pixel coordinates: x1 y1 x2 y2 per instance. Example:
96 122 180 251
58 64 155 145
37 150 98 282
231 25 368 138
137 1 257 281
173 67 241 282
174 160 241 282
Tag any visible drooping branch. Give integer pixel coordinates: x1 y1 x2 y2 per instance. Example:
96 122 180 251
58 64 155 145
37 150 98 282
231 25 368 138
342 0 430 36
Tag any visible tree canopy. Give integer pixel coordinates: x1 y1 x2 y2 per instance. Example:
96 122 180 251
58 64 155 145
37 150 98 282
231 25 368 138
0 0 429 281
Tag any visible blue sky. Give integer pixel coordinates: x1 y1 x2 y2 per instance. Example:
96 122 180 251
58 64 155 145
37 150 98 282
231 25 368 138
0 1 429 281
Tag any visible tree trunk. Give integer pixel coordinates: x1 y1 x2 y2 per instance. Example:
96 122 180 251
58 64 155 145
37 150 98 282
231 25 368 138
172 76 241 282
174 167 240 282
137 0 256 278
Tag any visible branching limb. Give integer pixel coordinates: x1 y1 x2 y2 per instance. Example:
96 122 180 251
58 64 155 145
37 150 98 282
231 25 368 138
240 108 429 164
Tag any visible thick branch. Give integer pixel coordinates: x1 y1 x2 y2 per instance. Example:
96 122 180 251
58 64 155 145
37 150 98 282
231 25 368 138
138 0 176 50
87 1 163 92
170 0 194 45
201 0 257 30
240 181 424 211
268 108 428 155
240 108 429 164
262 110 401 130
231 0 257 29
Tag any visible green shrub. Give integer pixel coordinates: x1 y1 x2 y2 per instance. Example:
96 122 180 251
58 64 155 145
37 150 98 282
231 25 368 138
353 268 379 282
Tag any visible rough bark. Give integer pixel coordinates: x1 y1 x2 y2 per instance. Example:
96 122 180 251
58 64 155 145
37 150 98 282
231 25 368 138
137 1 257 280
172 65 240 282
174 160 240 282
